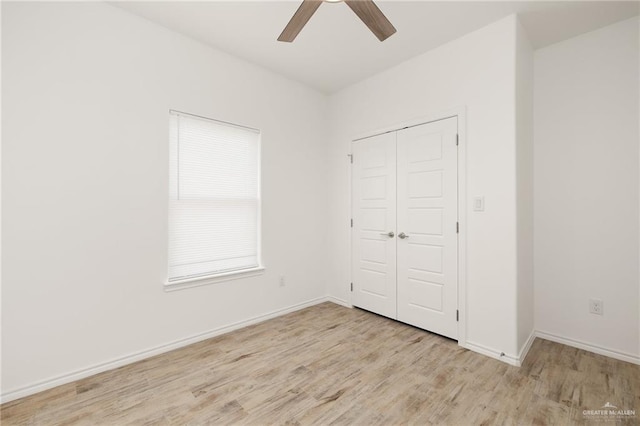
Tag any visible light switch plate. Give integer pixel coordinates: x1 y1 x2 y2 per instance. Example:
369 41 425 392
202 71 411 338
473 196 485 212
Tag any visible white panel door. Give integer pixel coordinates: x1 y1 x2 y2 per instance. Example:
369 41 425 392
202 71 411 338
351 132 397 319
396 117 458 339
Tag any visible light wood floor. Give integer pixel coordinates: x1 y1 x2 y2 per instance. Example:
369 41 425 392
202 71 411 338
2 302 639 425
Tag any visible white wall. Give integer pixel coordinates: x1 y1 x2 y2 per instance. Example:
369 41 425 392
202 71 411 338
326 15 523 359
515 19 535 355
534 17 639 361
1 2 328 398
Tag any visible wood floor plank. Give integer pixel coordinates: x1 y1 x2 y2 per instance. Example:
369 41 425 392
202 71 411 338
2 302 639 425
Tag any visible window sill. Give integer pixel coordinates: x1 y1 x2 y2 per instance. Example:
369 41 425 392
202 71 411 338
164 266 266 292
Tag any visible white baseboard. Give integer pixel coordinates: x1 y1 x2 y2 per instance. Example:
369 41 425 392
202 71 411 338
462 340 520 366
326 296 351 308
461 328 639 368
1 296 331 404
462 333 535 367
517 330 536 366
535 330 640 365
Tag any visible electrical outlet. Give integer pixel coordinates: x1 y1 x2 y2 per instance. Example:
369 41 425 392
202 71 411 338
589 298 603 315
279 275 286 287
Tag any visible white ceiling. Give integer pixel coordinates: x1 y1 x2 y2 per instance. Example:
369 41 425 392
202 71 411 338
112 1 639 93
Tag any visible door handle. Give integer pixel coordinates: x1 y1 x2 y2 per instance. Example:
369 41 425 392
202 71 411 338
398 232 409 239
381 231 395 238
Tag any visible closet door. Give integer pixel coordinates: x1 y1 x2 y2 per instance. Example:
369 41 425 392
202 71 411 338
351 132 397 319
396 117 458 340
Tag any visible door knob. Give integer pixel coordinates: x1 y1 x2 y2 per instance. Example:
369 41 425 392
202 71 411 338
398 232 409 239
381 231 395 238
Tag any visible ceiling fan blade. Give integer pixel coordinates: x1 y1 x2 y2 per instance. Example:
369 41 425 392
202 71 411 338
278 0 323 42
344 0 396 41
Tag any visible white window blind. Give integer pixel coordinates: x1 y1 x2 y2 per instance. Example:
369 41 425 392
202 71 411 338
168 111 261 282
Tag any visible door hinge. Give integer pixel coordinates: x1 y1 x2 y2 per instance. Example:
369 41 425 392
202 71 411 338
456 310 459 322
348 154 353 164
456 222 459 233
456 134 459 146
350 282 353 292
350 218 353 228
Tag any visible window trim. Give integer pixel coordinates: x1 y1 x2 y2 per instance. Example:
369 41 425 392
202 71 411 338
164 266 266 292
169 109 260 133
167 110 263 288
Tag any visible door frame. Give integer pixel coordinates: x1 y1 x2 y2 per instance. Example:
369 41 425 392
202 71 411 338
348 106 468 347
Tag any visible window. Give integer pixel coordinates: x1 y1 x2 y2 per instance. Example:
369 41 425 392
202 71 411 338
168 111 261 285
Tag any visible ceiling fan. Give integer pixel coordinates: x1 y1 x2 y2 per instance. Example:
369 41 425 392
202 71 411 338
278 0 396 42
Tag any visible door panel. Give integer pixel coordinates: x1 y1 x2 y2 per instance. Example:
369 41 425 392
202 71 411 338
351 132 397 318
396 117 458 339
